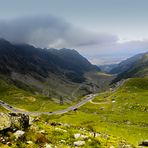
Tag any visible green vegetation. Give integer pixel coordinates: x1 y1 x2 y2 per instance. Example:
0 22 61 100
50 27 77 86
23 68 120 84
85 71 114 92
0 116 130 148
0 106 8 112
0 77 148 147
113 53 148 82
0 78 69 112
45 78 148 146
0 71 114 112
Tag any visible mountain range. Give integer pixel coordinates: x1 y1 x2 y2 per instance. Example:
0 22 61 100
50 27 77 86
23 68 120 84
0 39 148 147
110 52 148 82
0 39 102 99
0 39 100 82
0 38 147 98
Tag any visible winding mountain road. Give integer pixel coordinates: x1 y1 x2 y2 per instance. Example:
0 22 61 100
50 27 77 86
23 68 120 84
0 94 97 116
0 79 128 116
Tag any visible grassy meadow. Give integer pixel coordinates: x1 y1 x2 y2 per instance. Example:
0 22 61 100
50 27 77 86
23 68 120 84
0 78 69 112
0 77 148 147
44 78 148 146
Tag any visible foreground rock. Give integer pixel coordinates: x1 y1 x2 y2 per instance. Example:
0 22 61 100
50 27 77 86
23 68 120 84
74 133 88 139
0 113 29 131
14 130 25 139
74 133 81 139
74 140 85 146
44 143 52 148
0 113 11 130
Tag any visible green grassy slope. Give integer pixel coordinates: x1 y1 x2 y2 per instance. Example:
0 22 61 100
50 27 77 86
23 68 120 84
0 77 69 112
1 75 147 146
48 78 148 146
0 71 114 112
113 53 148 83
0 106 8 112
0 116 131 148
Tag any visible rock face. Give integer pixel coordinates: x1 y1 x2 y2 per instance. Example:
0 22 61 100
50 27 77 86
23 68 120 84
0 113 29 131
10 113 29 129
0 113 11 130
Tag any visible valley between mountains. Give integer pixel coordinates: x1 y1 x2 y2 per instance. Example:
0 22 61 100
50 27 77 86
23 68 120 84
0 39 148 148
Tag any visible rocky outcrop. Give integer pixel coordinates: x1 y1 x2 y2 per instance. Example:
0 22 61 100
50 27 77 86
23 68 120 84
10 113 29 129
0 113 29 131
0 113 11 130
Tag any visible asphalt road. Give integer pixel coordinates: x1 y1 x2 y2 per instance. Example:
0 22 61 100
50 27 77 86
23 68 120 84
0 79 128 116
0 94 97 116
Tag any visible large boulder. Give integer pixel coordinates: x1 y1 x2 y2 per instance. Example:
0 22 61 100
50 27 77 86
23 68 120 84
10 113 29 129
0 113 11 130
0 113 29 131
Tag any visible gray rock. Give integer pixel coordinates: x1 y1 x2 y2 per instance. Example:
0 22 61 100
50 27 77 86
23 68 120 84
74 141 85 146
14 130 25 139
0 113 11 130
0 113 29 131
74 133 88 139
55 127 67 133
10 113 29 129
44 143 52 148
74 133 81 139
26 141 33 144
81 135 88 139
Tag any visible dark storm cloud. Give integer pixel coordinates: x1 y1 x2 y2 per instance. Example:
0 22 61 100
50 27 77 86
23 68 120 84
0 15 117 48
0 15 147 65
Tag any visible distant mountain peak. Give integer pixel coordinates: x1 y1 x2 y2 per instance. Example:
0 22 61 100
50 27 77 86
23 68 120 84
0 39 100 83
111 52 148 83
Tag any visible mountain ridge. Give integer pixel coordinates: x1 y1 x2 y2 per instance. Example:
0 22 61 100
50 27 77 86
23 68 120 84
0 39 102 98
112 52 148 82
0 39 100 82
110 52 146 74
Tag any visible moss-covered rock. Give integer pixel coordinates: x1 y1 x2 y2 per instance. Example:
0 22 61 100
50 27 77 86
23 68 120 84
0 113 29 131
9 113 29 129
0 113 11 130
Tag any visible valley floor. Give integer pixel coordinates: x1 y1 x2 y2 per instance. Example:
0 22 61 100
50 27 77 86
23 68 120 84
50 78 148 146
0 78 148 147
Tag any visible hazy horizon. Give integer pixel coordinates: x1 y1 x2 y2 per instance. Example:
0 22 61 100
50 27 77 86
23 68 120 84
0 0 148 64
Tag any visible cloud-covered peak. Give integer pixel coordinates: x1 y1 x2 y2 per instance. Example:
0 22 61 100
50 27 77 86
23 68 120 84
0 15 117 49
0 15 148 65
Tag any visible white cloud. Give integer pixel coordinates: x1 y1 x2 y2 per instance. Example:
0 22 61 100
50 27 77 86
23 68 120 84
0 15 148 65
0 15 117 49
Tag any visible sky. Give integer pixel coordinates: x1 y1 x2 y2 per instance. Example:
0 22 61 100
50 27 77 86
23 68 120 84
0 0 148 65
